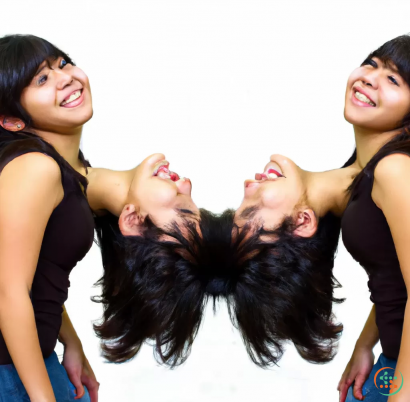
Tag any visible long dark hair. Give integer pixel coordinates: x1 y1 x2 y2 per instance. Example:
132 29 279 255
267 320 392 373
350 35 410 191
0 34 88 183
93 208 237 367
93 205 346 368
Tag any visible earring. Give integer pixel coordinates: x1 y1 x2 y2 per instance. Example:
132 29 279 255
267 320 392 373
0 116 25 132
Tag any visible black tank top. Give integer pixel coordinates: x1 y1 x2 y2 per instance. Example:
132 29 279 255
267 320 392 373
0 142 95 365
341 153 408 360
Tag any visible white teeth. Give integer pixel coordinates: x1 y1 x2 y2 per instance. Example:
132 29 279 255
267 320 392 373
267 173 279 179
61 90 81 106
153 160 169 176
355 91 375 106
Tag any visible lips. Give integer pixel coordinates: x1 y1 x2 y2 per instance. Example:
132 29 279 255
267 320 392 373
153 161 180 182
352 86 376 107
60 89 83 107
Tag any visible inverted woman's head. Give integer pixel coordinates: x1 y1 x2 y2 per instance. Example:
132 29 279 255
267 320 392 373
344 34 410 133
235 153 318 238
0 34 93 134
117 153 200 237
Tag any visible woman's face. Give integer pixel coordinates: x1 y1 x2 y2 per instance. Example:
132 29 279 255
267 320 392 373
119 154 200 236
344 57 410 132
20 56 93 133
234 154 308 231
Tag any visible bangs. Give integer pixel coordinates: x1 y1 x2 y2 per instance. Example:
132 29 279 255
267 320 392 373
3 35 73 89
366 35 410 87
0 34 73 119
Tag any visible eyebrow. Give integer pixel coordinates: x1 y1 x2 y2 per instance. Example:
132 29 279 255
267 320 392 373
369 58 400 74
239 204 261 220
174 208 196 217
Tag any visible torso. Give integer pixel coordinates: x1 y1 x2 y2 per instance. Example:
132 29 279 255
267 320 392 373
341 158 407 360
0 146 95 365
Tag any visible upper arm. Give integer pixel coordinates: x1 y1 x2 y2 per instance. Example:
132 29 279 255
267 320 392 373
372 153 410 288
0 153 63 292
87 167 136 216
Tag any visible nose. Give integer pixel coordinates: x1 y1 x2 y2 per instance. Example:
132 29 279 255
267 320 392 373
54 68 74 90
361 70 379 89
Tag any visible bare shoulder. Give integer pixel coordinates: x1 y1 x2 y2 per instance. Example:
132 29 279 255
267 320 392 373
372 153 410 208
374 153 410 184
1 152 61 182
0 152 63 207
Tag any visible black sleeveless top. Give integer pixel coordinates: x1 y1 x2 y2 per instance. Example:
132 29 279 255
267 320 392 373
0 140 95 365
341 153 408 360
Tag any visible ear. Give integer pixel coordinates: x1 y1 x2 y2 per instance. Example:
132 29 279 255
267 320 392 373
293 208 318 238
118 204 144 236
0 116 25 132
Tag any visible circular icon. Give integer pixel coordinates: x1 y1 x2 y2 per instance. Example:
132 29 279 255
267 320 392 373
374 367 404 396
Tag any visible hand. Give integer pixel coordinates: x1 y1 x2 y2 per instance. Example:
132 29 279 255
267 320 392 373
61 342 100 402
337 345 375 402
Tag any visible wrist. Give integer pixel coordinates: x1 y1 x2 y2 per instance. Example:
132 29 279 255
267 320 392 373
355 338 376 351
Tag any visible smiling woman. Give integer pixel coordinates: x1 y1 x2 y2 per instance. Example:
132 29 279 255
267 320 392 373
0 34 97 402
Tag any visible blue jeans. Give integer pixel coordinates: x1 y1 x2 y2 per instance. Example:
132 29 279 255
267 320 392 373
0 351 90 402
346 353 398 402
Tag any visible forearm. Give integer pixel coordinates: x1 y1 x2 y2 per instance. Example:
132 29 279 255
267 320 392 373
388 302 410 402
355 304 380 350
58 305 82 349
0 291 55 402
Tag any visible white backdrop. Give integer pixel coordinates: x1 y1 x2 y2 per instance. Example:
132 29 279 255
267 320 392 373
2 1 409 401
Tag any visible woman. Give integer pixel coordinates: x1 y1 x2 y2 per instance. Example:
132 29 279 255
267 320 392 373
231 35 410 402
0 34 201 401
337 35 410 402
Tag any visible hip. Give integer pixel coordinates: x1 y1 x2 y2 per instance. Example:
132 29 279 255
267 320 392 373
0 351 90 402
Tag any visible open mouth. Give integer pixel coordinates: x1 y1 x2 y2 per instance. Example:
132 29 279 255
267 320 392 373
153 160 180 182
352 87 376 107
60 89 83 107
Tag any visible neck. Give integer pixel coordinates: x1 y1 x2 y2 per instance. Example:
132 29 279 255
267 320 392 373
354 125 400 169
305 166 358 218
32 126 84 172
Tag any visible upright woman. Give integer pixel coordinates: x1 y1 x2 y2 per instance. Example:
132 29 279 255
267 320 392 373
337 35 410 402
0 34 203 401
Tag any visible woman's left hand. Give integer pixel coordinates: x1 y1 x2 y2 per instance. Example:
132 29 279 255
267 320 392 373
61 342 100 402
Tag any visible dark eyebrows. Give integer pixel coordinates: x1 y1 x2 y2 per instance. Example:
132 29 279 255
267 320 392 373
239 204 261 220
34 57 58 76
175 208 196 217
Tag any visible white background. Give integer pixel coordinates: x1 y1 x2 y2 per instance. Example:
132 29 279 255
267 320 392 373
2 1 410 401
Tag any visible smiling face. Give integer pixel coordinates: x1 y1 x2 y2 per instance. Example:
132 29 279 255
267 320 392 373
119 154 200 236
234 154 317 237
344 57 410 132
20 56 93 134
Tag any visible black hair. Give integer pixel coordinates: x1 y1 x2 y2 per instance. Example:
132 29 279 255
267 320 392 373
0 34 73 126
0 34 87 186
350 35 410 191
228 211 344 367
93 204 346 368
92 208 237 367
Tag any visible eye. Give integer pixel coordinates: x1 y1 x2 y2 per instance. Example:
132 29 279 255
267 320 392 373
362 58 377 68
388 76 399 86
59 59 68 69
37 74 48 85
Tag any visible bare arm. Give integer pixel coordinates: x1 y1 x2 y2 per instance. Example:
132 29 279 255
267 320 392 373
372 154 410 402
0 153 63 402
59 306 99 402
355 304 380 350
338 305 379 402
